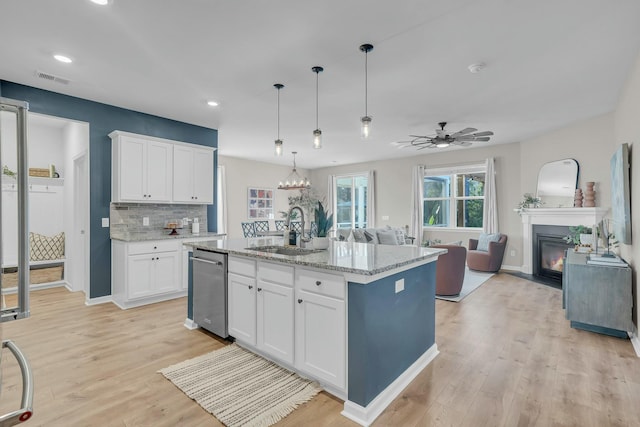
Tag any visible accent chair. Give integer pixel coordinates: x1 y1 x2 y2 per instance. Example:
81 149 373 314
467 234 508 272
431 244 467 296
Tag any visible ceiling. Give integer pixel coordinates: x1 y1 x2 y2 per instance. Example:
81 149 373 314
2 0 640 169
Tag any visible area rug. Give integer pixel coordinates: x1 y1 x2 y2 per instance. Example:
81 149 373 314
159 344 322 427
435 267 494 302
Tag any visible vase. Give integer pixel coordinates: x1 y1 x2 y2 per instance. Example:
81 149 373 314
574 188 583 207
584 182 595 207
579 233 593 246
312 237 330 250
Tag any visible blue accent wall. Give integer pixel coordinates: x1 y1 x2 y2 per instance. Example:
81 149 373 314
348 262 436 407
0 81 218 299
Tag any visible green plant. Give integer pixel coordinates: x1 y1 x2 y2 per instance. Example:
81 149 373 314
314 201 334 238
564 225 592 244
517 193 542 209
2 165 16 178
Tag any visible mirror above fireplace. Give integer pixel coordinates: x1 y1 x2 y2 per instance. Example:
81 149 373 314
536 158 579 208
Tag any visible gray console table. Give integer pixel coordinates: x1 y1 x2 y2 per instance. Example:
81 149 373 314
563 250 633 337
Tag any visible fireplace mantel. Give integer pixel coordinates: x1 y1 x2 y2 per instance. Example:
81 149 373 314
518 207 609 274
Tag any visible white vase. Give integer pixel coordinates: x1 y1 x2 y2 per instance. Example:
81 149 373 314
312 237 330 250
579 233 593 246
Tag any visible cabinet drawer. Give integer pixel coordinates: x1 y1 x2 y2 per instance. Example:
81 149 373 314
258 261 294 286
296 268 345 299
229 256 256 277
127 240 179 255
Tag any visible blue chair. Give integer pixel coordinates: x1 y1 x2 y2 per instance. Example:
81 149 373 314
274 220 286 231
310 222 318 238
254 221 269 233
289 221 303 234
241 222 257 237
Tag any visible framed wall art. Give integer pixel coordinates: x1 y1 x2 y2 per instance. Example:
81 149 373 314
248 187 274 219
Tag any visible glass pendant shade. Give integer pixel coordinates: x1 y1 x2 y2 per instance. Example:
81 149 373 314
275 139 283 156
313 129 322 149
360 116 372 139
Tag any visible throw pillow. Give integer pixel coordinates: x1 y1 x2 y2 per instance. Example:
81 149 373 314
377 229 400 245
384 225 407 245
351 229 369 243
363 230 377 243
337 229 351 241
30 232 65 261
476 233 501 252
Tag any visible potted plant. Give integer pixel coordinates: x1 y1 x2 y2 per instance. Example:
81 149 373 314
312 201 333 249
518 193 542 209
564 225 593 246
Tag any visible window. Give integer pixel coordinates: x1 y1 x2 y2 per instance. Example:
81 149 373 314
423 164 485 229
335 174 368 229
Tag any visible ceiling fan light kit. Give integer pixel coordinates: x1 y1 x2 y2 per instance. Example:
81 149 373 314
467 62 486 73
312 66 324 149
360 43 374 140
273 83 284 156
394 121 494 150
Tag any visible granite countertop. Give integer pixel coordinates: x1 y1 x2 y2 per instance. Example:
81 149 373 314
110 230 225 242
185 237 446 277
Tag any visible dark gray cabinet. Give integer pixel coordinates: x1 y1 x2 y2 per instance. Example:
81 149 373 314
563 251 632 335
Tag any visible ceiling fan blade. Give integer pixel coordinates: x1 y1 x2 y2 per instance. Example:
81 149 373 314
459 142 473 146
448 127 477 138
471 131 494 137
473 137 491 142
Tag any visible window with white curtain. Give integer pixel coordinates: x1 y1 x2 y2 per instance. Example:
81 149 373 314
334 174 368 229
423 163 486 229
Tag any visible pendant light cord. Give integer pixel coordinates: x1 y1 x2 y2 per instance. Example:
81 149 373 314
364 50 368 117
277 87 281 139
315 71 319 129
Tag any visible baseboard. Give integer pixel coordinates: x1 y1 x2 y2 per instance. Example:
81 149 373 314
500 264 522 272
341 343 439 426
85 295 113 306
2 281 66 294
184 318 199 330
629 331 640 357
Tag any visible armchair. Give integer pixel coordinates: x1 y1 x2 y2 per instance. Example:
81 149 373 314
431 244 467 296
467 234 508 272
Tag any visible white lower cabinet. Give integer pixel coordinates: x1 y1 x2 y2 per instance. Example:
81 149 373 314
228 272 257 345
111 239 183 309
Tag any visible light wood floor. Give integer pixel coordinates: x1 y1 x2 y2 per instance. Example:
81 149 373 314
1 274 639 426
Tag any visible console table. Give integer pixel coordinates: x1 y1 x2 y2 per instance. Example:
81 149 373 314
563 250 632 337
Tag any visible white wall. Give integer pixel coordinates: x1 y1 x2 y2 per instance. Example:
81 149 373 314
219 155 309 238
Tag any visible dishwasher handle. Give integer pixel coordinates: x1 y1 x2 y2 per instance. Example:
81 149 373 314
190 257 224 267
0 340 34 426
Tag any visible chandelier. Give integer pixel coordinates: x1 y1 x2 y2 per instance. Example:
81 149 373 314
278 151 311 190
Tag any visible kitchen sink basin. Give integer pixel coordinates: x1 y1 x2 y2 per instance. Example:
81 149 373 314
245 245 324 256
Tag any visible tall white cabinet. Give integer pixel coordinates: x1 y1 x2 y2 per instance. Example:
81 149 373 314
173 145 214 204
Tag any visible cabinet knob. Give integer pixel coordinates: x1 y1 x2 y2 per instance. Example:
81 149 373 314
154 246 157 249
298 299 303 304
195 196 198 200
191 196 194 199
315 280 321 286
248 285 253 290
257 287 262 292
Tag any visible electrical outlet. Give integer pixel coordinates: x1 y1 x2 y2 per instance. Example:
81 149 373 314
510 250 516 257
143 217 149 226
382 215 390 221
101 218 109 227
395 278 404 293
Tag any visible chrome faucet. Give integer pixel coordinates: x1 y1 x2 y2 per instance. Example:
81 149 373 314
286 206 309 247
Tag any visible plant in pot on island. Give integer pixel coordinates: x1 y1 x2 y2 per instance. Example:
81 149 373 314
563 225 593 252
312 201 333 250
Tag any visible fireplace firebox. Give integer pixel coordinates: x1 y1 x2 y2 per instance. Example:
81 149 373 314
532 225 573 285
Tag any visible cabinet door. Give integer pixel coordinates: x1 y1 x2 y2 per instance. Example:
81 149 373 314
192 148 214 204
257 280 294 364
172 145 194 202
228 273 257 345
127 255 154 299
119 137 146 201
295 289 345 389
153 251 181 294
146 141 172 202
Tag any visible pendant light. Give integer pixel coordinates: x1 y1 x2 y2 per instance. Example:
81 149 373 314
274 83 284 156
359 43 374 140
312 66 324 149
278 151 311 190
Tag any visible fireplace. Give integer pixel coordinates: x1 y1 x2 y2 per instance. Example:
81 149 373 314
532 225 573 284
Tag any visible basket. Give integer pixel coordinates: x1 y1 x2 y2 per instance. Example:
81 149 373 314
29 168 50 177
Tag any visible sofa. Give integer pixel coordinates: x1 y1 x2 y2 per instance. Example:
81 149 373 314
335 226 414 246
431 244 467 296
467 233 508 272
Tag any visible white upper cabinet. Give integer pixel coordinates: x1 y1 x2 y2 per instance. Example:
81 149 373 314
173 145 214 204
110 130 215 204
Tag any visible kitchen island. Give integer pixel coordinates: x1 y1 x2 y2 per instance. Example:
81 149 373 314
185 237 445 426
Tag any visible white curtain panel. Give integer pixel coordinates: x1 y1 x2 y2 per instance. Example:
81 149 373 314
367 170 376 228
411 165 426 246
217 165 228 234
327 175 336 237
483 157 499 233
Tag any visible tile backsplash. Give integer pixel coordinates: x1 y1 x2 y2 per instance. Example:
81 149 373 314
110 203 207 234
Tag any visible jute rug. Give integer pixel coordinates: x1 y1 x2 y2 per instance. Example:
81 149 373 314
159 344 322 427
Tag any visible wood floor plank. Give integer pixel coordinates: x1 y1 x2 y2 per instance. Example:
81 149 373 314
0 273 638 427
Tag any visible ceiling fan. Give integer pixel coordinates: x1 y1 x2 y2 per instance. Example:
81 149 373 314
393 122 494 149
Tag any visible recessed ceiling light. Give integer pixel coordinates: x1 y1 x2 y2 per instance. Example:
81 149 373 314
54 54 72 63
207 100 219 107
90 0 110 5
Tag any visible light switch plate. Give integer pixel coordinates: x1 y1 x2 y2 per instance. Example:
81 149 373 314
101 218 109 227
382 215 390 221
395 278 404 293
143 217 149 226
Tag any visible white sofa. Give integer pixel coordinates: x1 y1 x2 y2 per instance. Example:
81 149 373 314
335 226 415 246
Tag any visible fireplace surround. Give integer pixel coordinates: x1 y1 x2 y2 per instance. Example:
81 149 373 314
519 207 608 275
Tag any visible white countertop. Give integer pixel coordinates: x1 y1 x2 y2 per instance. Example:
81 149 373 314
185 237 446 278
110 230 225 242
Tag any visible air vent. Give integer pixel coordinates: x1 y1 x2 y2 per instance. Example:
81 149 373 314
34 70 70 85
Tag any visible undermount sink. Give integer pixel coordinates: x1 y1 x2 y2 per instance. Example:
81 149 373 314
245 245 323 256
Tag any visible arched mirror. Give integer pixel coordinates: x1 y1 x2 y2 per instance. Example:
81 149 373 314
536 159 579 208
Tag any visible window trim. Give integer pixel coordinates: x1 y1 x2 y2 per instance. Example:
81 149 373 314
333 172 369 229
424 162 486 230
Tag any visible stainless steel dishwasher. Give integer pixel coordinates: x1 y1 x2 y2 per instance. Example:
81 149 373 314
192 248 228 338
